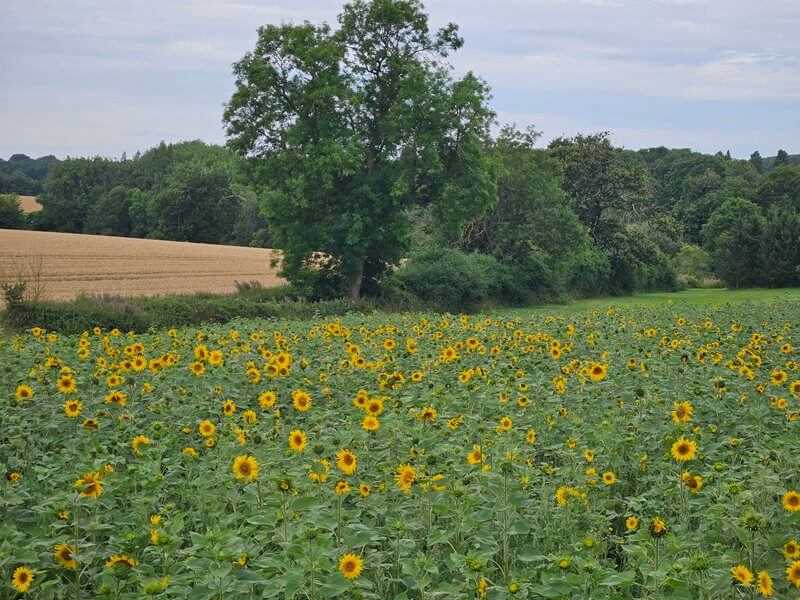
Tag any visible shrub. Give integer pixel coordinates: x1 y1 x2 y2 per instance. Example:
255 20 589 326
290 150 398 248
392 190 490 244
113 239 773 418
387 246 511 313
0 193 25 229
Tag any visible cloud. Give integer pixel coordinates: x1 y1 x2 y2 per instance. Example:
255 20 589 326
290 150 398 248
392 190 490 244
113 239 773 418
1 0 799 158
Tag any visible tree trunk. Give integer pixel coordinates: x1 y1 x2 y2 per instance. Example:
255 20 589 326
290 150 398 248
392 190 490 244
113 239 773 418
347 257 365 300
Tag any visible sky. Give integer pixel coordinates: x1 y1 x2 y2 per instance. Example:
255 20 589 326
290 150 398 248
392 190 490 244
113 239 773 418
2 0 799 160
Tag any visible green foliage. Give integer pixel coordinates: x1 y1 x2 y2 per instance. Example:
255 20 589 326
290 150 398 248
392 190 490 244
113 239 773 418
224 0 495 298
749 151 763 174
702 198 765 289
36 156 120 233
1 286 399 335
671 244 713 287
563 245 612 298
762 151 800 170
548 132 649 243
602 228 677 294
0 153 58 194
759 205 800 288
3 295 800 598
774 148 790 167
84 185 136 236
459 126 590 301
30 142 258 245
755 165 800 210
0 193 25 229
388 245 516 312
148 159 239 243
232 193 270 248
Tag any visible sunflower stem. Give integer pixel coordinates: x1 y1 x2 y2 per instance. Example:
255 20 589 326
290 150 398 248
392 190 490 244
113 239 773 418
73 500 80 600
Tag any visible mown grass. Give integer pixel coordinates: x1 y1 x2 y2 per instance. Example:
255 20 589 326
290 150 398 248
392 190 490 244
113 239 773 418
516 287 800 316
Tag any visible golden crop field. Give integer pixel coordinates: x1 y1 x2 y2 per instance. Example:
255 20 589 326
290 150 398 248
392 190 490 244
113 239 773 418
0 229 284 303
17 195 43 213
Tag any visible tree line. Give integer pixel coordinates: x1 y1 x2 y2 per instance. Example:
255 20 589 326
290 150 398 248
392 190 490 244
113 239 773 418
0 142 269 248
2 0 799 306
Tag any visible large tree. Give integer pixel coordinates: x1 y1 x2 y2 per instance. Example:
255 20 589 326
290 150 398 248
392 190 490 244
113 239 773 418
224 0 495 298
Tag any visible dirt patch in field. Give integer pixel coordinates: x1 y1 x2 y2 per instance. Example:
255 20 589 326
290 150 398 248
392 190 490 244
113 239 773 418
0 229 284 305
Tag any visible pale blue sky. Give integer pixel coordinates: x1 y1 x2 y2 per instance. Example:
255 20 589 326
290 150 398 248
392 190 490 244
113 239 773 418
2 0 798 159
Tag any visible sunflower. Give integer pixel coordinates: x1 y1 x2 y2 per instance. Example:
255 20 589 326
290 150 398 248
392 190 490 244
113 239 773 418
365 398 383 416
64 399 83 417
671 437 697 462
418 406 437 421
104 391 127 407
337 449 357 475
199 420 216 437
292 390 311 412
526 430 536 445
625 516 638 531
15 385 34 401
770 370 788 385
105 555 138 568
498 416 512 431
131 435 150 455
359 483 371 497
783 490 800 512
184 447 198 458
681 472 702 493
757 571 773 597
588 363 607 382
75 471 103 498
583 449 595 462
338 553 363 580
467 445 485 465
54 543 77 569
208 350 223 366
222 400 236 416
395 464 416 493
57 374 77 394
671 401 693 424
259 391 277 409
362 415 380 431
189 361 205 376
788 560 800 588
602 471 616 485
232 455 259 482
650 517 667 537
784 540 800 560
289 429 307 452
790 381 800 394
83 418 99 431
335 480 350 495
11 566 33 593
731 564 753 586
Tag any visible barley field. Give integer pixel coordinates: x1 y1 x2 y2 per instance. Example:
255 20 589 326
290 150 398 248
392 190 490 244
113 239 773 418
17 196 43 213
0 229 284 304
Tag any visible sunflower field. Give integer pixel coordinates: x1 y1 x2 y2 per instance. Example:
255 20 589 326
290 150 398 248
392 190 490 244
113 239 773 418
2 300 800 599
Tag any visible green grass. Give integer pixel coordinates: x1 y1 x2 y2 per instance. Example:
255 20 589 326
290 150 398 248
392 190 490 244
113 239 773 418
512 287 800 316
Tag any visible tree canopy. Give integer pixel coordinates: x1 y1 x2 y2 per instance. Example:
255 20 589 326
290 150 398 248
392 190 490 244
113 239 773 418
224 0 495 298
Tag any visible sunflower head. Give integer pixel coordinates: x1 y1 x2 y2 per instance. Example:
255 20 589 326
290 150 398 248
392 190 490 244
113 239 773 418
338 553 363 580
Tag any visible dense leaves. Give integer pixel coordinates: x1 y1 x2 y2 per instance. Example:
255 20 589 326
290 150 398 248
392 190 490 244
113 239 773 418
1 299 799 598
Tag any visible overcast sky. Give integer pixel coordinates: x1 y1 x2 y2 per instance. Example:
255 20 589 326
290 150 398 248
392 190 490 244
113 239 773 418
2 0 798 160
